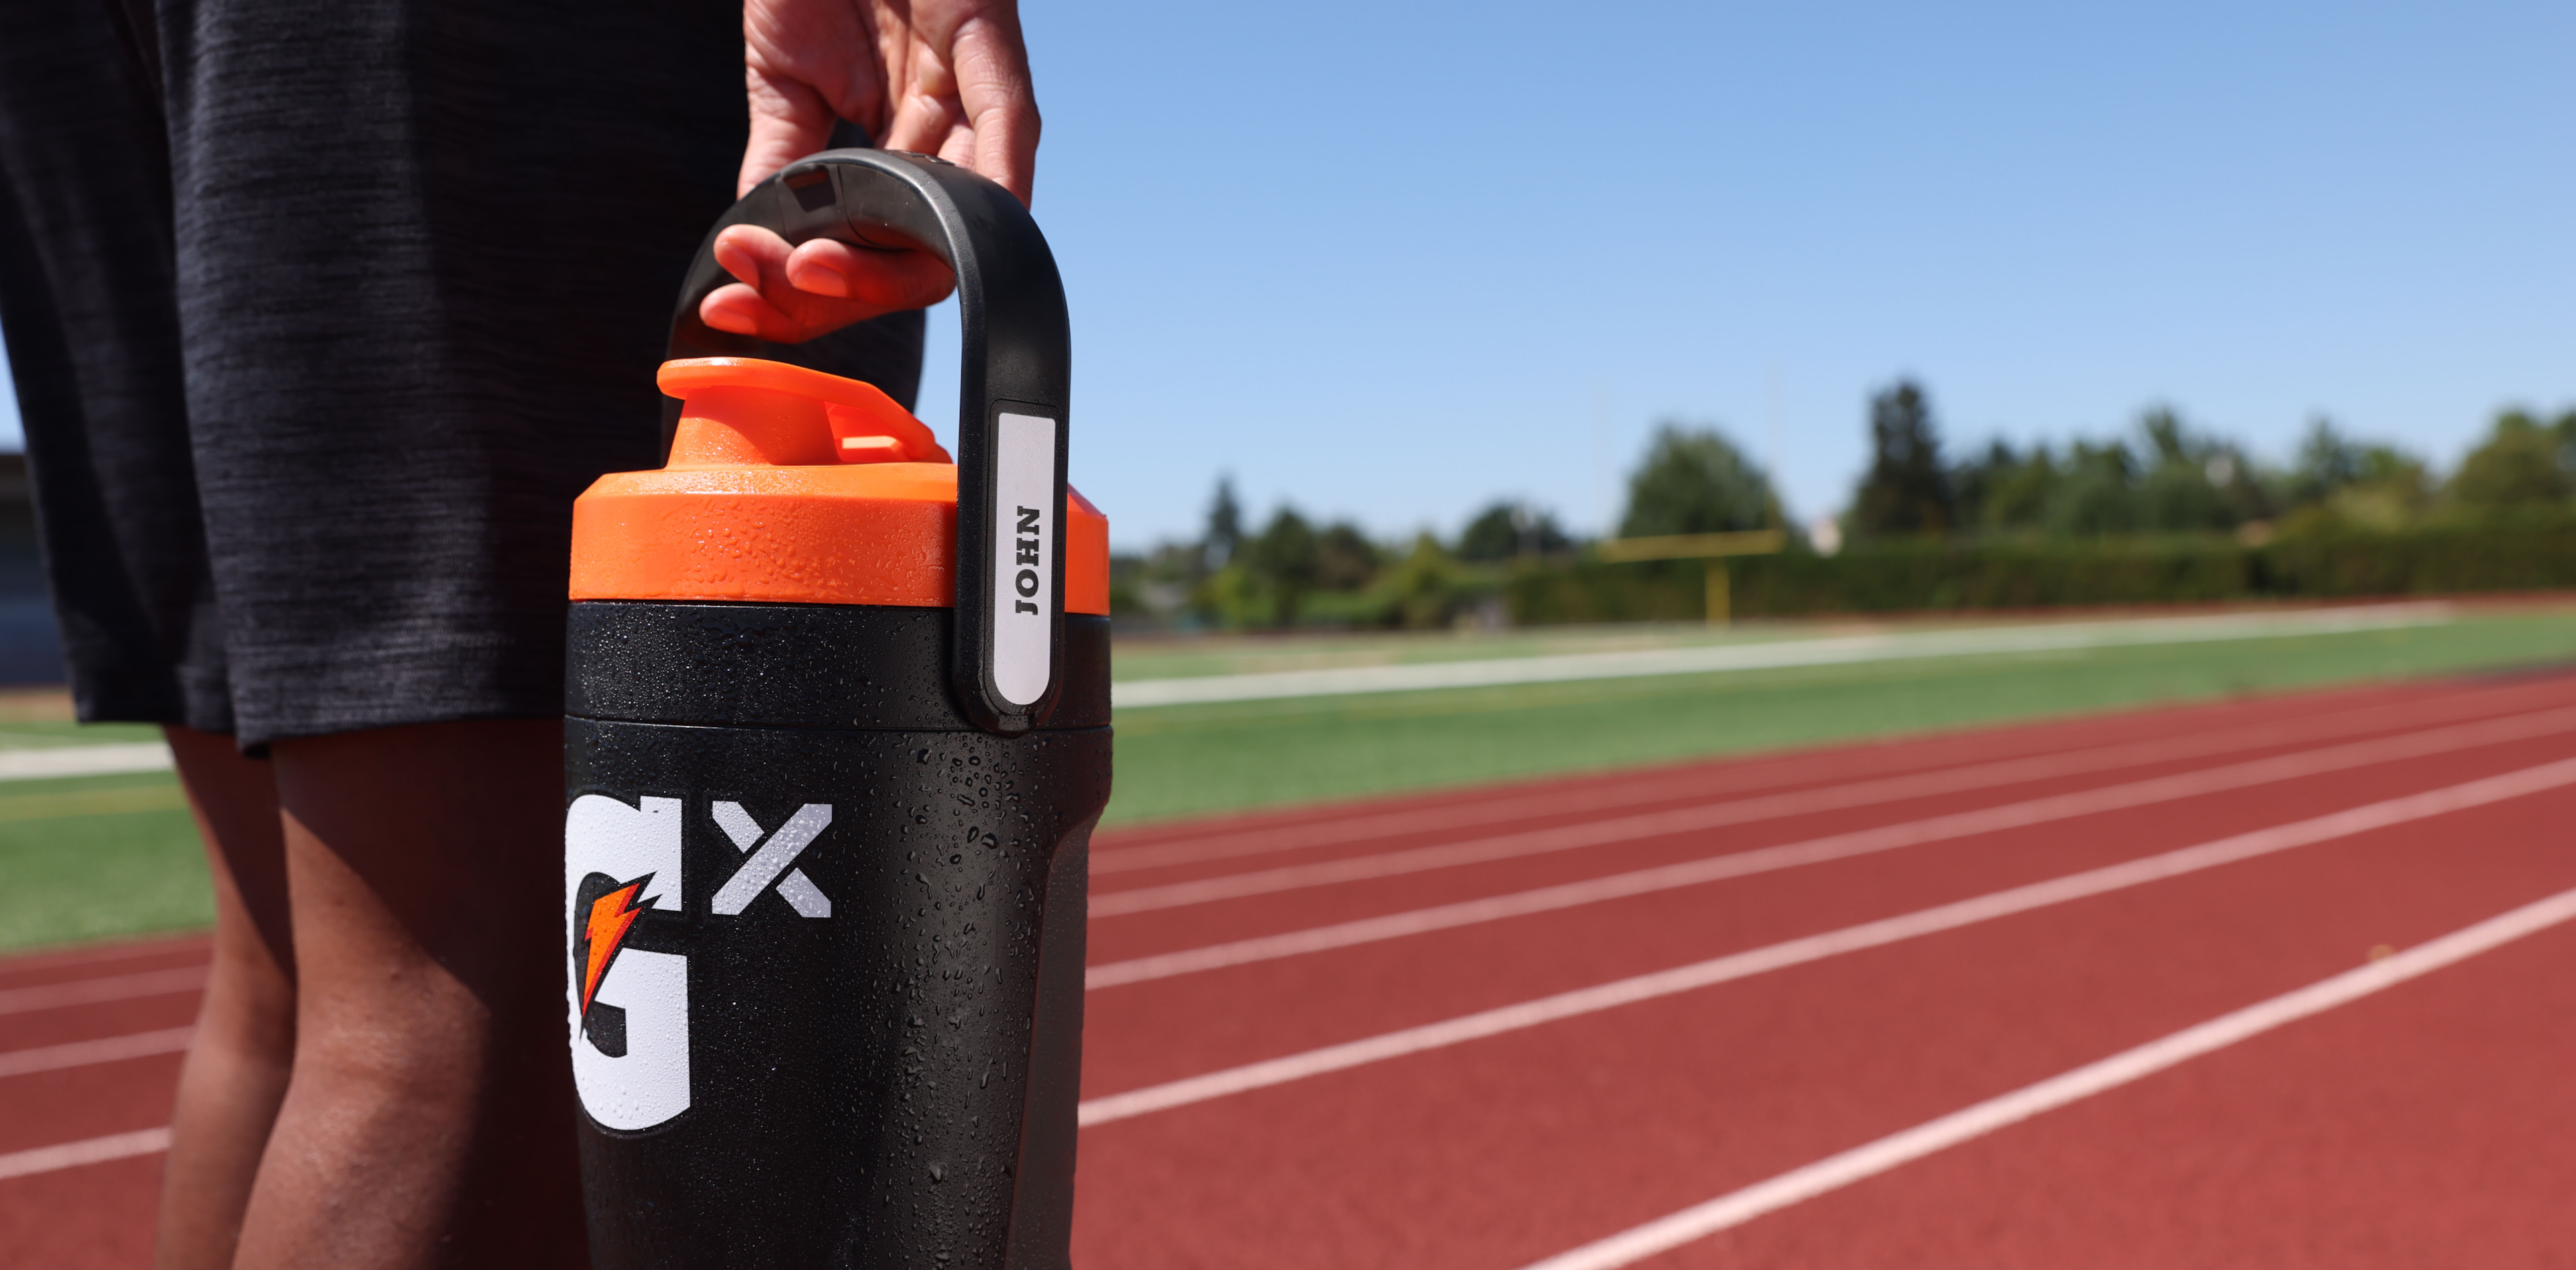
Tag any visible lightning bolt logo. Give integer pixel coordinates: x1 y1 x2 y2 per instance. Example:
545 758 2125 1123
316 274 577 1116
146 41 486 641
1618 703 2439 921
580 880 651 1014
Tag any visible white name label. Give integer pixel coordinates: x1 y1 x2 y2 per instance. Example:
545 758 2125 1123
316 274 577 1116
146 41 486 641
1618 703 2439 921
992 412 1055 707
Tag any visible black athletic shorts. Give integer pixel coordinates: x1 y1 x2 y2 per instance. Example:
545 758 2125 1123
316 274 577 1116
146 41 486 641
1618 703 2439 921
0 0 924 746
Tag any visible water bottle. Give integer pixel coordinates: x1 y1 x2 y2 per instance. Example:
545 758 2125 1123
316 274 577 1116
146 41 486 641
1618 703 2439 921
561 149 1110 1269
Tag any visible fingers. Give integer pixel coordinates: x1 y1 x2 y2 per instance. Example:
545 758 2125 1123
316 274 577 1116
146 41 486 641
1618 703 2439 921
784 240 955 308
740 72 841 197
700 225 957 343
737 0 1038 205
946 13 1040 203
698 282 810 343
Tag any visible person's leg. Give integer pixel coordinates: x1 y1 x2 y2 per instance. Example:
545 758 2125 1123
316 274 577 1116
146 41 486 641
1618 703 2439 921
230 719 585 1269
153 727 294 1270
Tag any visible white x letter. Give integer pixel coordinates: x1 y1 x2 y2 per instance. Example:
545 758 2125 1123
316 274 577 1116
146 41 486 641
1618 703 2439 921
710 802 833 918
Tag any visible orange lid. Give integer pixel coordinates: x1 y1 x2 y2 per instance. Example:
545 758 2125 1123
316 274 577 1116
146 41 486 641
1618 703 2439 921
570 358 1108 613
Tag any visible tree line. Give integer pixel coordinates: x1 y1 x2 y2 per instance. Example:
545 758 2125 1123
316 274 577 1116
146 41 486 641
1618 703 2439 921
1849 379 2576 543
1114 381 2575 630
1114 423 1791 630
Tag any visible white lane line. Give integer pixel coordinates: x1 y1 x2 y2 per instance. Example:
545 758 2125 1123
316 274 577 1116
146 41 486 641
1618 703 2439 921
0 967 208 1017
0 1127 172 1182
0 1027 194 1079
1076 756 2576 1125
1093 682 2571 878
1089 704 2576 920
1516 883 2576 1270
1110 604 2449 708
1093 704 2576 987
0 742 172 782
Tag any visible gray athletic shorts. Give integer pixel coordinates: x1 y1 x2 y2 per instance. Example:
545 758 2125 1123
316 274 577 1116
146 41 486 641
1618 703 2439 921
0 0 924 746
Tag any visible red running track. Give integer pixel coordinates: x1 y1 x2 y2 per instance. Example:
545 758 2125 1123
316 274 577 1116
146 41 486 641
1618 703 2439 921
7 672 2575 1267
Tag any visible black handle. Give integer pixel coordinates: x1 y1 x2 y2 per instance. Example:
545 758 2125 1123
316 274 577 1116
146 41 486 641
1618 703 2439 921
669 150 1071 737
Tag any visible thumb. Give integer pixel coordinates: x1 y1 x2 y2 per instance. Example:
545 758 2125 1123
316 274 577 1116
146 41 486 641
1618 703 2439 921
740 73 840 197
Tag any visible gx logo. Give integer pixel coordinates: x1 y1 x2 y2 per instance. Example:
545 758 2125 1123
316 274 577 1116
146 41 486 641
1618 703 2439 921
564 794 839 1134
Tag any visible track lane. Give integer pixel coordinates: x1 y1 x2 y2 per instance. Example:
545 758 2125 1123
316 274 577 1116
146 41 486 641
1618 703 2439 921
1069 786 2576 1269
1089 676 2547 864
0 936 207 990
0 1156 163 1269
1539 890 2576 1270
1079 735 2576 1092
1091 676 2576 888
0 1059 184 1156
1644 917 2576 1268
1085 712 2576 974
0 992 204 1054
1085 698 2576 959
0 1028 194 1079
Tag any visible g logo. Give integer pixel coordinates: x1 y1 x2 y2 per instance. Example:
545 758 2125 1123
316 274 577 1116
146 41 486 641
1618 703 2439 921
565 794 689 1132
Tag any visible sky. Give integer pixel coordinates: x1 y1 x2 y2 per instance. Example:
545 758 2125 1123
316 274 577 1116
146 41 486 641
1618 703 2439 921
5 0 2570 549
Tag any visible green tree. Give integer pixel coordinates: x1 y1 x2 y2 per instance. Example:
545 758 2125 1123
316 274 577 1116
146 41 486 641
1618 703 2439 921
1201 476 1243 570
1313 521 1381 590
1456 501 1573 562
1242 507 1318 625
2042 441 2142 536
1616 423 1783 539
1949 440 2058 532
2450 409 2573 510
2273 416 2430 533
1372 533 1462 629
2284 417 2368 507
1848 380 1953 537
2133 407 2245 533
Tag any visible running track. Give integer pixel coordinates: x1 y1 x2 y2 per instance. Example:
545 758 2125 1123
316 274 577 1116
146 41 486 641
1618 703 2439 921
7 670 2576 1266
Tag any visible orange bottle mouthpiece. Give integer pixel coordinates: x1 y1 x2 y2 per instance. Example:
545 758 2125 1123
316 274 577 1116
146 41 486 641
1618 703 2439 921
568 356 1108 613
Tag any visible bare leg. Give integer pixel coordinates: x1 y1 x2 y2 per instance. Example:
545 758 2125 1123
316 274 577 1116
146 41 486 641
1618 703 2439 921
230 720 585 1269
154 727 295 1270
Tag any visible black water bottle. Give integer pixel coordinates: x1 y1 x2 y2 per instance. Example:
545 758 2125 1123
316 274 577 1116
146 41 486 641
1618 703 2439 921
560 150 1111 1269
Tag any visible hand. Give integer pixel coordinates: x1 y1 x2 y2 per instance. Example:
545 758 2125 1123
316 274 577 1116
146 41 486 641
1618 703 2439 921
698 225 957 342
704 0 1038 343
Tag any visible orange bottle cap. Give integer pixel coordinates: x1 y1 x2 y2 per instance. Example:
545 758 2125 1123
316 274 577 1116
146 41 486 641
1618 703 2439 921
570 358 1108 613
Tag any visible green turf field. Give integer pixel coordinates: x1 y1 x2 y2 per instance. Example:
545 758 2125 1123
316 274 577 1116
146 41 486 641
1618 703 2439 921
3 606 2575 951
0 765 206 952
1101 606 2576 824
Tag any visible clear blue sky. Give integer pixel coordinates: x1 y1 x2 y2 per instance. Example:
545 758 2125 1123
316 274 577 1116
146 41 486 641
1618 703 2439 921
7 0 2569 549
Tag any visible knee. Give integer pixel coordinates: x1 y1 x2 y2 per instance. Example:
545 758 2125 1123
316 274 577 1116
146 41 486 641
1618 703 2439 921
195 938 297 1077
288 965 506 1110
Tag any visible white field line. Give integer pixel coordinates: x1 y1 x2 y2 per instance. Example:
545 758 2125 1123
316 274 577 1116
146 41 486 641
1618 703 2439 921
1092 680 2565 878
1075 756 2576 1125
0 1127 172 1182
1109 604 2450 709
0 967 208 1017
1517 884 2576 1270
0 742 172 782
0 1027 193 1078
1088 704 2576 921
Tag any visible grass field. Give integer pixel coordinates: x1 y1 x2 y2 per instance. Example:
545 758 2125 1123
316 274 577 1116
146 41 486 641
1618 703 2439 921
2 605 2574 951
1102 606 2576 823
0 704 203 951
